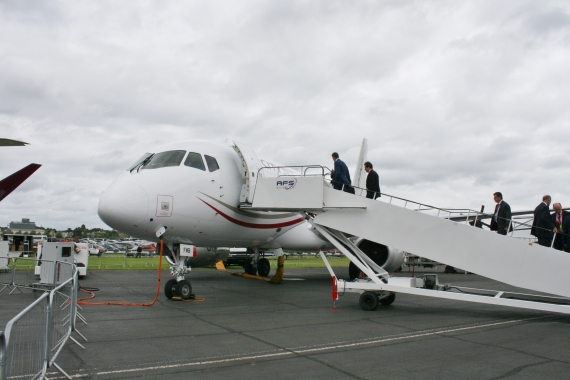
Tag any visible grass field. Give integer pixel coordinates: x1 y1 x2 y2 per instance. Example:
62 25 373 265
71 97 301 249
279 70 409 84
85 254 350 270
5 254 350 271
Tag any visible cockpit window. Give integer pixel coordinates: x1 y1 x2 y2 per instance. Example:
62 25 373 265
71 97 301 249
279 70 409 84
127 153 153 171
144 150 186 170
184 152 206 171
204 155 220 172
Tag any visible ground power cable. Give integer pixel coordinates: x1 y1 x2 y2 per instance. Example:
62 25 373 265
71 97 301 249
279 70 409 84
77 238 164 306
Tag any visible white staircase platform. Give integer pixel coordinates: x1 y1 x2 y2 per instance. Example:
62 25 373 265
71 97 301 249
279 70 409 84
314 186 570 299
250 176 570 300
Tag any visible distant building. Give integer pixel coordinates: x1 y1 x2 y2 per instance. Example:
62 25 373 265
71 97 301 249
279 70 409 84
8 218 45 233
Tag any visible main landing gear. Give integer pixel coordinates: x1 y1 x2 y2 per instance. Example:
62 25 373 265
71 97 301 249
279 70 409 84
163 243 193 300
243 248 271 277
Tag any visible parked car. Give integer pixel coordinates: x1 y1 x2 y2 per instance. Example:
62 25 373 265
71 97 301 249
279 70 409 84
88 244 101 256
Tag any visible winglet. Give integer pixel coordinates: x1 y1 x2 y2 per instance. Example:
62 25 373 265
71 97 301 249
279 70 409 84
0 163 41 202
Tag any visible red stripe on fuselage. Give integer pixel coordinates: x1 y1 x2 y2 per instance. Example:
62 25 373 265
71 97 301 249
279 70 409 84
199 199 305 229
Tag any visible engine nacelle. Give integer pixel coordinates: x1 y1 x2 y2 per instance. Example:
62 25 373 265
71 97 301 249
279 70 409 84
165 245 230 268
349 239 405 279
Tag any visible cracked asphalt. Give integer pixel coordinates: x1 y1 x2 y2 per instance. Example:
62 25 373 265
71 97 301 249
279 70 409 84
2 267 569 379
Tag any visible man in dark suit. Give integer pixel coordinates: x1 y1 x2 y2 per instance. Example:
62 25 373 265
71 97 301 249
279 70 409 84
489 192 511 235
531 195 557 247
550 203 570 251
563 215 570 252
364 161 380 199
331 152 352 192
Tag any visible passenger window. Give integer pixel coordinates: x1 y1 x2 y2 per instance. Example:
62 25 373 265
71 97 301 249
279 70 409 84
184 152 206 171
204 155 220 172
144 150 186 170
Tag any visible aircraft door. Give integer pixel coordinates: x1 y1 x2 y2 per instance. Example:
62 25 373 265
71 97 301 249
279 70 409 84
233 141 263 204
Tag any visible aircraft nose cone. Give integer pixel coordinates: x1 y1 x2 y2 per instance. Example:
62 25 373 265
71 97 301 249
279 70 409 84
98 181 149 229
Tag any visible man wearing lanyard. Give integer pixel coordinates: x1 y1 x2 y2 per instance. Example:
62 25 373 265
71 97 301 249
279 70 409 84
490 192 511 235
550 203 570 251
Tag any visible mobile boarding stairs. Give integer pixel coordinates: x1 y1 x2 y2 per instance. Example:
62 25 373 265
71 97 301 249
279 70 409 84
246 167 570 314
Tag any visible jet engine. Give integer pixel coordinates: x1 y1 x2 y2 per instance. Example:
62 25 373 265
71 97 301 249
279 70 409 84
163 245 230 268
184 247 230 267
349 239 405 279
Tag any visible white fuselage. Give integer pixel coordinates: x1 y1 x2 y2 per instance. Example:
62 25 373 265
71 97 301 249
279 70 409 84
98 140 329 252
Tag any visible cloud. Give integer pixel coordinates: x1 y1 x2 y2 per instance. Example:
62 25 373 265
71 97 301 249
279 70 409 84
1 0 570 231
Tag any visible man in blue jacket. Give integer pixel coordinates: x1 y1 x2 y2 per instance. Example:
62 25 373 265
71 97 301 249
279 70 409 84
331 152 352 192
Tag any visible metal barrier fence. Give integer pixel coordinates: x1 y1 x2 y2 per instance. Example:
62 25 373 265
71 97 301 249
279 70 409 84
0 261 86 380
0 258 65 294
90 251 158 269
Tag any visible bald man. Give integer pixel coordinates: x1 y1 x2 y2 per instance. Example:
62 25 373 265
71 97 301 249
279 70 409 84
531 195 557 247
550 203 570 250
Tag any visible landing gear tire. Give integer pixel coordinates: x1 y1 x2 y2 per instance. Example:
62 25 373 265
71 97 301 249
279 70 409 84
359 291 379 311
244 260 257 276
257 258 270 277
379 293 396 306
164 279 178 299
177 280 192 300
348 262 362 280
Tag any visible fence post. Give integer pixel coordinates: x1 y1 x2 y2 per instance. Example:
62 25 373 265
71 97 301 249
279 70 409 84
43 295 53 378
0 331 6 380
70 269 77 332
11 261 16 287
53 262 59 289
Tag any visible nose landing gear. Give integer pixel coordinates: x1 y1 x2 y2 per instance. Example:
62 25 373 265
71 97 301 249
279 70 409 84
164 279 177 299
163 243 194 300
164 278 193 300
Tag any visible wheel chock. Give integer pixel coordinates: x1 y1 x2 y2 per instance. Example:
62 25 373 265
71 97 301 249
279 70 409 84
171 294 205 303
215 260 227 271
214 257 285 284
268 256 284 284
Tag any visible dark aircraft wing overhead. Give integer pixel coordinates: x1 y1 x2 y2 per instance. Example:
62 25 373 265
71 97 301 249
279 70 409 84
0 164 41 202
0 138 29 146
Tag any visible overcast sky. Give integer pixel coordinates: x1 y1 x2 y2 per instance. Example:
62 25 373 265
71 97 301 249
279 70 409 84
1 0 569 231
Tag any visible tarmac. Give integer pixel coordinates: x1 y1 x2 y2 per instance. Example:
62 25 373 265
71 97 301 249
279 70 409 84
2 266 570 379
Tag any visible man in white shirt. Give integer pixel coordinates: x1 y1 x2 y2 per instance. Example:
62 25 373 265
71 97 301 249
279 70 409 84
490 192 511 235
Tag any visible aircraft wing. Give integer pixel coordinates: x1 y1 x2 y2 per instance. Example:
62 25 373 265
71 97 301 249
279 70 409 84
0 164 41 202
0 138 29 146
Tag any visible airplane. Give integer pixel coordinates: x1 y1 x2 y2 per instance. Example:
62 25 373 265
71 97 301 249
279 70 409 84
98 140 405 299
0 138 41 203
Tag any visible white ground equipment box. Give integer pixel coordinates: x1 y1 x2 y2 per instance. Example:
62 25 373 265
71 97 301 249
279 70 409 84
35 242 89 280
0 241 8 270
